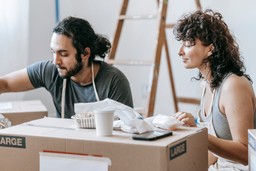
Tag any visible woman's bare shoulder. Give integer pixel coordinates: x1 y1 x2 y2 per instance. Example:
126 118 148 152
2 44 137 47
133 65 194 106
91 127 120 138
222 74 253 94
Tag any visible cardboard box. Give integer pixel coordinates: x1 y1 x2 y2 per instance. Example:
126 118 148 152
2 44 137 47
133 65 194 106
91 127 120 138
248 129 256 171
0 117 208 171
0 100 48 126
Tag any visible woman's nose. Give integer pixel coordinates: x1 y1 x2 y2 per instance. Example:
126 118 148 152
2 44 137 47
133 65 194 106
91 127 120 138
178 45 184 57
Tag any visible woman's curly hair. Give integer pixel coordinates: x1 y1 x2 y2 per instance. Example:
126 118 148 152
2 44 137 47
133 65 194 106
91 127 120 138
173 9 251 89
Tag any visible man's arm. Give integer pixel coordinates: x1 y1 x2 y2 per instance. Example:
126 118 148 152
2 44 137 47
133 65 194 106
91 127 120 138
0 68 35 93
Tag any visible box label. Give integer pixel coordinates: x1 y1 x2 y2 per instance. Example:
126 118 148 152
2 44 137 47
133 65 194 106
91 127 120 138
170 141 186 160
0 135 26 148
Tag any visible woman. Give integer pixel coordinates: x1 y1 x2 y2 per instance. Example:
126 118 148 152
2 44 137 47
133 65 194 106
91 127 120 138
173 9 256 170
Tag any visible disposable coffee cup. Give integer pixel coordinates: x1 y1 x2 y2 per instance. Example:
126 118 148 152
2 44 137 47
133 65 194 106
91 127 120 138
94 109 115 137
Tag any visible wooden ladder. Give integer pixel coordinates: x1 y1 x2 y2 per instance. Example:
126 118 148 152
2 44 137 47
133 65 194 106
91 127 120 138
165 0 202 108
107 0 201 117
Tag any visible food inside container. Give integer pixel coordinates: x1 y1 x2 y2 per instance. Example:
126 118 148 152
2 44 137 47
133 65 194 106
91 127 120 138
72 112 95 129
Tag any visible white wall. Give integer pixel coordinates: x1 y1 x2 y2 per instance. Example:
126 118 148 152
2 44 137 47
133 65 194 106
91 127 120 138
0 0 56 116
1 0 256 117
23 0 56 116
0 0 29 100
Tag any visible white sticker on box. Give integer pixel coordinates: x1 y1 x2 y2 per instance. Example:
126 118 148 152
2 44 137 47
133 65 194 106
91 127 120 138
0 102 12 110
40 151 111 171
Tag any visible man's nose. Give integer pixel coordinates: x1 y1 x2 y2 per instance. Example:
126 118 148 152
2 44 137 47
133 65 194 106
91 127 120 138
52 53 60 65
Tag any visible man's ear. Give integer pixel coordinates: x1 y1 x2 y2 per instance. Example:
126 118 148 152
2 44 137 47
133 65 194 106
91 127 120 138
81 47 91 60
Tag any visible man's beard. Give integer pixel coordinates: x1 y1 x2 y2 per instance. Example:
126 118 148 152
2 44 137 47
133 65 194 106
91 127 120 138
62 62 83 78
59 54 83 78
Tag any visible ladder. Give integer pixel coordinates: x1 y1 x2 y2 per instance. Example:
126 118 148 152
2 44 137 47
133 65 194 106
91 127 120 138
165 0 202 107
107 0 201 117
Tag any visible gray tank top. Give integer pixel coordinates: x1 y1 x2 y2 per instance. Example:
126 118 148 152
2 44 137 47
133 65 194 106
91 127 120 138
212 73 256 140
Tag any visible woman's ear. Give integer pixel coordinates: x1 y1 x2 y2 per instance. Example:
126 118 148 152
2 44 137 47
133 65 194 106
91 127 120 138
207 44 214 57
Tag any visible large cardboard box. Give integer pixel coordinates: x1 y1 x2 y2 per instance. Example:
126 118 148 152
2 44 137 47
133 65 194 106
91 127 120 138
0 117 208 171
0 100 48 126
249 129 256 171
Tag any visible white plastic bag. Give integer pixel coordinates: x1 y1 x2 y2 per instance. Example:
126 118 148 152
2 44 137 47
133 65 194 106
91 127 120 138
74 98 153 134
0 114 11 129
151 114 184 130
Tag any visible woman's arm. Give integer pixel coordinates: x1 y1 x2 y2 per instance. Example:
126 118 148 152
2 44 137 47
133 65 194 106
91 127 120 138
208 75 255 165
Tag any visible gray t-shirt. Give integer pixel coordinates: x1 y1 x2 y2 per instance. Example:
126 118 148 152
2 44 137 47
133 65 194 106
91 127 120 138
27 60 133 118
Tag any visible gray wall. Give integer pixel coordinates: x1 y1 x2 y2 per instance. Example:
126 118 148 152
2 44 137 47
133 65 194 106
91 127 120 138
0 0 255 117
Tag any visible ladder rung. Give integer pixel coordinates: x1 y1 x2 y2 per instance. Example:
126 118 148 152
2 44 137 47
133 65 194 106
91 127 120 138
119 14 157 20
109 0 202 117
177 97 200 105
106 59 153 66
165 23 175 29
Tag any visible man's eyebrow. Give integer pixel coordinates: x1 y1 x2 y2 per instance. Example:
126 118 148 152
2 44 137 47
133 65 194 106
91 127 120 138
51 49 69 53
58 50 68 53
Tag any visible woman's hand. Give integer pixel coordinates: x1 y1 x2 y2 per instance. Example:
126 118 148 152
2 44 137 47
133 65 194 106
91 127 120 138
208 151 217 167
174 111 197 127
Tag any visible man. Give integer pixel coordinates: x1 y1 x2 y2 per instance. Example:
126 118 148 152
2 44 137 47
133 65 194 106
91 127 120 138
0 16 133 118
